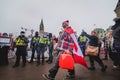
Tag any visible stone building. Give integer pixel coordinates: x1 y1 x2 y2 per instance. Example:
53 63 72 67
39 19 49 38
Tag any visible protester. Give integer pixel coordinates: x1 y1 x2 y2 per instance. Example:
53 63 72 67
82 30 107 72
102 34 109 60
9 33 14 50
12 31 29 68
0 33 10 66
98 37 102 57
42 20 76 80
3 33 8 37
111 17 120 69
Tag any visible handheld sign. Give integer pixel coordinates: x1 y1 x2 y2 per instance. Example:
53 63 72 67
0 36 11 46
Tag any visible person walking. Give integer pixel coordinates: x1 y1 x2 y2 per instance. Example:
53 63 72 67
42 20 75 80
12 31 29 68
111 18 120 69
82 30 107 72
102 34 109 60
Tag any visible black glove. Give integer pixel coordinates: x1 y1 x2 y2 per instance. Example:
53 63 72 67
81 31 87 35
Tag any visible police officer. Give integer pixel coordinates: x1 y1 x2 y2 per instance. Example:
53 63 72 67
78 33 87 56
12 31 29 68
29 31 40 63
46 33 54 64
38 35 47 65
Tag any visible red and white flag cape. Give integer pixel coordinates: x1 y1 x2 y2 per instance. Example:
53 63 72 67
65 27 88 68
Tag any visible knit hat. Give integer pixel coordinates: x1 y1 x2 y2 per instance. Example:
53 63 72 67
62 20 69 26
3 32 8 36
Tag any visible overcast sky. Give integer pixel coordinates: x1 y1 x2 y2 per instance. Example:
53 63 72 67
0 0 118 36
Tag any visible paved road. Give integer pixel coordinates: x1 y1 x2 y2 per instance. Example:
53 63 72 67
0 56 120 80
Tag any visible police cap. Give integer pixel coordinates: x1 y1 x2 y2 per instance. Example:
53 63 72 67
20 31 25 33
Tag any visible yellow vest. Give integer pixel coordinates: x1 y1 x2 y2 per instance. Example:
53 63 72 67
48 40 51 45
15 38 25 46
39 38 47 44
79 36 87 42
33 37 39 43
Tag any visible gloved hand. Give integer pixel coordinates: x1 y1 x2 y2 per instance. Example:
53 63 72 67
81 31 87 35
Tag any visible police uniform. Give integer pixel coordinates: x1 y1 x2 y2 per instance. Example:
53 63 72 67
46 33 54 64
29 32 40 63
13 31 29 68
37 36 47 65
78 35 87 56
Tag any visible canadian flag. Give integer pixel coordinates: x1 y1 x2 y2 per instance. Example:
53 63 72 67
65 27 88 68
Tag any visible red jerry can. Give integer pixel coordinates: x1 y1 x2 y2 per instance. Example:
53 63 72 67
59 53 74 70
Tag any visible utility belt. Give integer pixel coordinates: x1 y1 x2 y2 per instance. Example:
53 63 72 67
79 42 86 45
16 45 27 48
39 43 46 47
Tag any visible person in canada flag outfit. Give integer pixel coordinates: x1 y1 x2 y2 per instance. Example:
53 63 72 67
42 20 75 80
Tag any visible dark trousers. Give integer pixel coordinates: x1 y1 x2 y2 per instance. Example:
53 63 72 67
48 51 75 78
30 47 35 61
37 46 45 64
113 53 120 66
15 46 26 65
109 48 120 66
80 44 86 56
89 55 105 68
0 46 9 66
104 48 108 58
109 51 120 66
48 45 53 62
98 45 101 57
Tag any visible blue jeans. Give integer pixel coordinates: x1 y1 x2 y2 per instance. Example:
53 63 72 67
80 44 86 56
48 44 53 62
37 46 45 64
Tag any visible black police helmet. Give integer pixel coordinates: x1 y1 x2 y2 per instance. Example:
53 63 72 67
35 31 39 36
49 33 52 38
20 31 25 33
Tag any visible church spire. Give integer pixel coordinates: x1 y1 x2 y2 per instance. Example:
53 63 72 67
39 19 44 33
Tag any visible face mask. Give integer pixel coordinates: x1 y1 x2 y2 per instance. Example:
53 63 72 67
21 33 25 36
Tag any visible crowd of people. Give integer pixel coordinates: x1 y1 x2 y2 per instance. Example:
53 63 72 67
0 19 120 80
